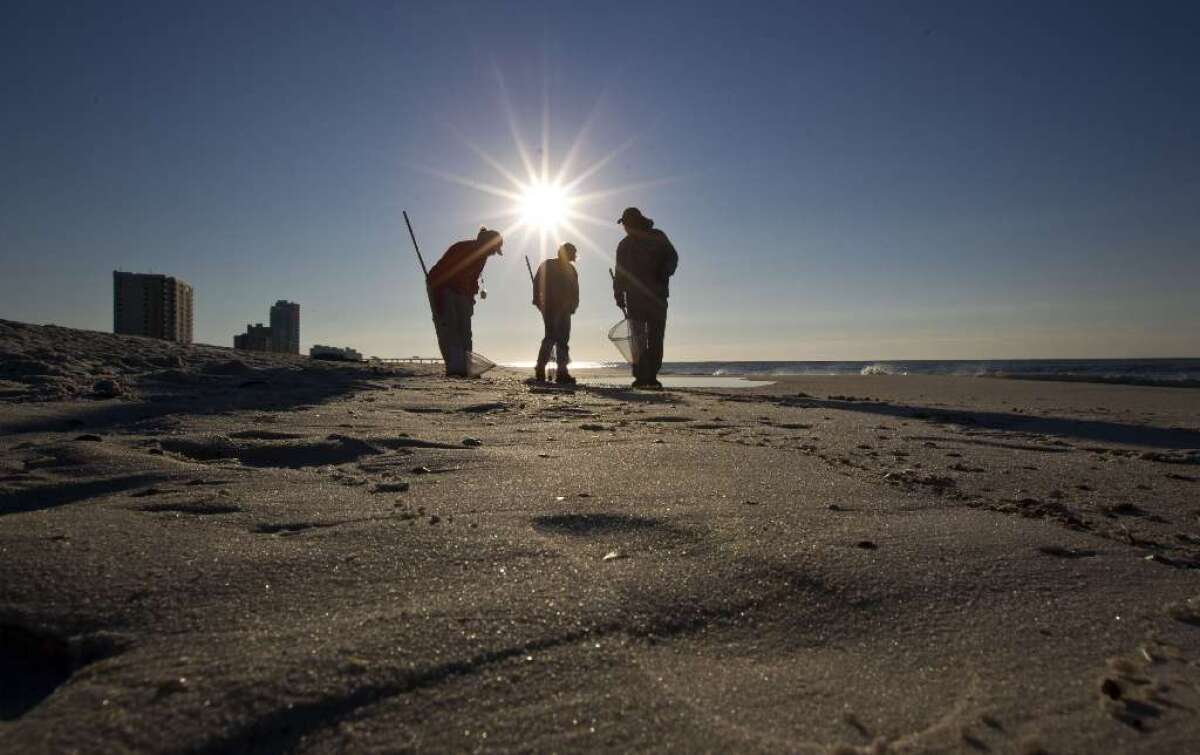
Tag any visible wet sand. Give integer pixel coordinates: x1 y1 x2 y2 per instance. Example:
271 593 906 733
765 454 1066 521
2 319 1199 753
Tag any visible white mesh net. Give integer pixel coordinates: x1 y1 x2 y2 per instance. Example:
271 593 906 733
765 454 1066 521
607 319 638 364
465 351 496 377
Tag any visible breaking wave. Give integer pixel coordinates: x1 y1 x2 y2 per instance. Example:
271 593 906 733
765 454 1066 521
859 363 905 376
656 359 1200 386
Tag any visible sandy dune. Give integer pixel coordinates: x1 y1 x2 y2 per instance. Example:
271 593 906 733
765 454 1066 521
2 319 1199 753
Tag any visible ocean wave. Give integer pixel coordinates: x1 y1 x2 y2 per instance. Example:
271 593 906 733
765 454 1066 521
860 363 906 376
656 359 1200 384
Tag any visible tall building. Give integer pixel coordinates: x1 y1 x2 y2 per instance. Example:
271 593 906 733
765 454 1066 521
269 300 300 354
113 271 193 343
233 323 272 352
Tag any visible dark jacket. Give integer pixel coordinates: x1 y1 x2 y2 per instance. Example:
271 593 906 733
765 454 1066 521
428 239 491 300
533 258 579 314
613 228 678 318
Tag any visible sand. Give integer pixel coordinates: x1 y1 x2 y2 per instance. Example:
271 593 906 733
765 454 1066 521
2 318 1199 753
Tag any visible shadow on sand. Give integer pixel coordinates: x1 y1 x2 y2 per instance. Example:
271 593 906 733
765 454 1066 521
0 366 399 436
533 513 666 536
784 397 1200 450
580 386 683 404
0 474 170 517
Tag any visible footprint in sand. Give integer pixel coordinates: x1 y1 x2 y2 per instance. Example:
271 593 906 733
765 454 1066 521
1036 545 1099 559
252 521 336 535
161 434 387 468
227 430 307 440
138 501 242 515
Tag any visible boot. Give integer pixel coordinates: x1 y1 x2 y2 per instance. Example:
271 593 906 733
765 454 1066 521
555 371 577 386
534 364 546 382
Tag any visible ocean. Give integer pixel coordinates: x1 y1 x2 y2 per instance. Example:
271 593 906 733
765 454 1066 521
662 359 1200 386
502 359 1200 387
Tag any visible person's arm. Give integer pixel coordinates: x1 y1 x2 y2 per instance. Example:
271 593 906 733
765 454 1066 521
465 254 488 297
532 262 545 308
659 233 679 280
568 266 580 313
613 243 628 309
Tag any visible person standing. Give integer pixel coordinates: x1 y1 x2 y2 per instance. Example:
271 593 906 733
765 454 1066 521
612 207 678 388
427 227 503 376
532 243 579 385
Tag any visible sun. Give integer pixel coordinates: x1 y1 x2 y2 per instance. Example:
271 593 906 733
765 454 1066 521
422 70 676 262
518 181 570 232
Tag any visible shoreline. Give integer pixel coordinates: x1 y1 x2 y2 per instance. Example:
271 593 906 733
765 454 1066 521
545 365 1200 390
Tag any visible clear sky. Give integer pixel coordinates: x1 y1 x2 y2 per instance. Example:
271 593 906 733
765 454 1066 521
3 1 1198 361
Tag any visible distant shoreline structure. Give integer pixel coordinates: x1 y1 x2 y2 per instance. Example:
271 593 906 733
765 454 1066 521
310 344 364 362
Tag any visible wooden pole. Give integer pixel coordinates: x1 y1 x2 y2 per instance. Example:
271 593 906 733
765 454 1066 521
610 268 627 316
402 210 429 279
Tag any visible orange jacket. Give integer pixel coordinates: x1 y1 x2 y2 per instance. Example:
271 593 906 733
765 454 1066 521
428 239 492 298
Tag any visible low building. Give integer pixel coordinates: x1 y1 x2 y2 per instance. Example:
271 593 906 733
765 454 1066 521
310 344 363 362
233 323 272 352
113 271 193 343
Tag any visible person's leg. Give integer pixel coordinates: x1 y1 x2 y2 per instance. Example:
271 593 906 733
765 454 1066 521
554 312 573 382
645 308 666 383
627 319 648 384
443 292 471 375
460 295 474 356
433 311 451 366
535 311 555 379
432 291 458 375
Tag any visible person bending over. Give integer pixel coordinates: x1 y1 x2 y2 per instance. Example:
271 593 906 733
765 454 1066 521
427 227 503 376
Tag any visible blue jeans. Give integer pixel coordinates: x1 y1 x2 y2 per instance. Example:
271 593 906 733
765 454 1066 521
628 308 666 383
433 290 474 375
536 310 571 371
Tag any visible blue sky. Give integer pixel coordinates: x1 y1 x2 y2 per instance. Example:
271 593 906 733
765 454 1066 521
3 1 1198 360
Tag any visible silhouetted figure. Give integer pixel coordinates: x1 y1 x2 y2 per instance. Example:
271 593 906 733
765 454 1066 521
427 227 503 376
612 207 678 388
532 243 579 384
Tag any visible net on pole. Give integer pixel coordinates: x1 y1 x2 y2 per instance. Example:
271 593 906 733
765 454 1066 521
607 318 636 364
466 351 496 377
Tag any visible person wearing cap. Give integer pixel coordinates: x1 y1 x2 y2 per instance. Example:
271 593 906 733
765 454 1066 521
532 242 580 384
612 207 678 388
427 227 503 376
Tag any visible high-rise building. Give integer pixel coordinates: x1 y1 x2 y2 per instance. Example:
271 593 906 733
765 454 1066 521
113 271 193 343
233 323 272 352
270 300 300 354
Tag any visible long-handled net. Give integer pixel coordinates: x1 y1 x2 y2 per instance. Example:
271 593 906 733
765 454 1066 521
607 318 640 364
466 351 495 377
607 266 639 365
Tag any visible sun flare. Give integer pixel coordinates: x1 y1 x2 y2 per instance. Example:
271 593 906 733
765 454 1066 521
425 74 676 262
518 181 570 232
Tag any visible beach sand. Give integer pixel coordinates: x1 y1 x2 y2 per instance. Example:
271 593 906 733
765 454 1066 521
2 318 1199 753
